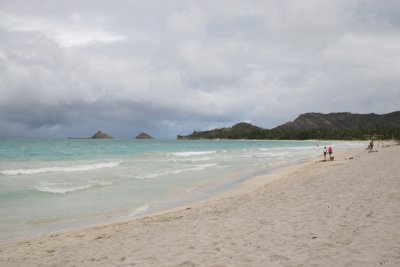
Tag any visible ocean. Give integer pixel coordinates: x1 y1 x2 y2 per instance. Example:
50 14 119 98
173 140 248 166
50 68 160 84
0 138 361 242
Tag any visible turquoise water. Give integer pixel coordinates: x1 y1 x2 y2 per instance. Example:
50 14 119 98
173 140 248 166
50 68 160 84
0 139 361 241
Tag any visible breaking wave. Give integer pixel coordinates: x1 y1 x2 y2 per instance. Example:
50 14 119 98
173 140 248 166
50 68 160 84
0 162 121 176
169 151 217 157
135 163 217 179
35 181 113 194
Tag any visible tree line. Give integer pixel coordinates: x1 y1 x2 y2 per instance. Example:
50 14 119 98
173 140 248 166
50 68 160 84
178 127 400 140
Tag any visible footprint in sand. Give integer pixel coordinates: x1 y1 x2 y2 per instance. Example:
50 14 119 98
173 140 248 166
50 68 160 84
174 261 197 267
269 253 290 262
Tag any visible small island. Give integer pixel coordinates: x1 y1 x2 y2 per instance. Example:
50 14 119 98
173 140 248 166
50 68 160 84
135 132 153 139
91 131 112 139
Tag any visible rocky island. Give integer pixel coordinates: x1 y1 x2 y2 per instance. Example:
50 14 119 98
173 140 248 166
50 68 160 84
135 132 153 139
91 131 112 139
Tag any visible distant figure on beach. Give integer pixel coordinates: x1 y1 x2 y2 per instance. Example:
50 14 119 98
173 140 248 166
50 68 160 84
323 146 327 161
369 140 374 151
328 146 333 160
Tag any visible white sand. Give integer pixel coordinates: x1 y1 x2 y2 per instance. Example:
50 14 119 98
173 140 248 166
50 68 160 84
1 144 399 266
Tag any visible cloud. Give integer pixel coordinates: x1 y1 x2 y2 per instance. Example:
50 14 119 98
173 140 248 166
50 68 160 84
0 0 399 138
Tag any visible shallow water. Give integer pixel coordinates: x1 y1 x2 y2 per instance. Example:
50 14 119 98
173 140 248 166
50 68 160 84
0 138 362 241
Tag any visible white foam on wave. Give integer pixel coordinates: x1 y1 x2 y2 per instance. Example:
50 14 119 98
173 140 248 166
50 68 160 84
129 202 149 216
36 184 92 194
166 157 215 163
170 151 217 157
272 146 320 151
136 163 217 179
1 162 121 176
35 180 113 194
286 146 320 150
259 151 290 157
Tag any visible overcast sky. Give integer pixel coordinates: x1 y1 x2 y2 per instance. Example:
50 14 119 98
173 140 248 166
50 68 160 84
0 0 399 138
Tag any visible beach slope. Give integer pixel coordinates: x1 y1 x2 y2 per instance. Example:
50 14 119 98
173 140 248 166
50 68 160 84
1 145 399 266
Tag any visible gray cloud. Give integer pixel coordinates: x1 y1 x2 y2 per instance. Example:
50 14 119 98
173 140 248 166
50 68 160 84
0 0 399 138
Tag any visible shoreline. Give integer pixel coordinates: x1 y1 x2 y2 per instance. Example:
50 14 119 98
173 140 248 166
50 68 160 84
2 144 399 266
0 140 358 244
0 146 330 245
1 147 356 240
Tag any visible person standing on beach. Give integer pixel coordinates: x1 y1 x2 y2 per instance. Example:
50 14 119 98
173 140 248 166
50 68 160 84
323 146 327 161
369 139 374 152
328 146 333 160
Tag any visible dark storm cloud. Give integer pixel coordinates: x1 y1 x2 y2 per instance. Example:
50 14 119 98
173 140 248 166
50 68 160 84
0 0 399 138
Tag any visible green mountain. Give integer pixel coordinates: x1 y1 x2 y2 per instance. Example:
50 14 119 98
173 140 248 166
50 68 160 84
276 112 400 131
178 122 263 140
177 111 400 140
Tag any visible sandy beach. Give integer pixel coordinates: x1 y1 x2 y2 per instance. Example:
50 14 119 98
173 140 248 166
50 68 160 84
1 144 399 266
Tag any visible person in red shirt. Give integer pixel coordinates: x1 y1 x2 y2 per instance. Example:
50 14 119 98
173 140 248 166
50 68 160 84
328 146 333 160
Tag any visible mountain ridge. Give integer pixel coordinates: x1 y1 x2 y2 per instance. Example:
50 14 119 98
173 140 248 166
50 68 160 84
177 111 400 140
276 111 400 131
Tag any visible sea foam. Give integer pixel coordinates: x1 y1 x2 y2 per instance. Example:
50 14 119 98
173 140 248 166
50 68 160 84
136 163 217 179
35 181 113 194
170 151 217 157
0 162 121 175
129 202 149 216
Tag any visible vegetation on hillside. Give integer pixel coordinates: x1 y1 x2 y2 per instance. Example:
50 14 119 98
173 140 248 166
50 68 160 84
178 127 400 140
177 112 400 140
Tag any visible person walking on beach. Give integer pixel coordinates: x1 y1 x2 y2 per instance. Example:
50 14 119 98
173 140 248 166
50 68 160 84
369 139 374 152
323 146 327 161
328 146 333 160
